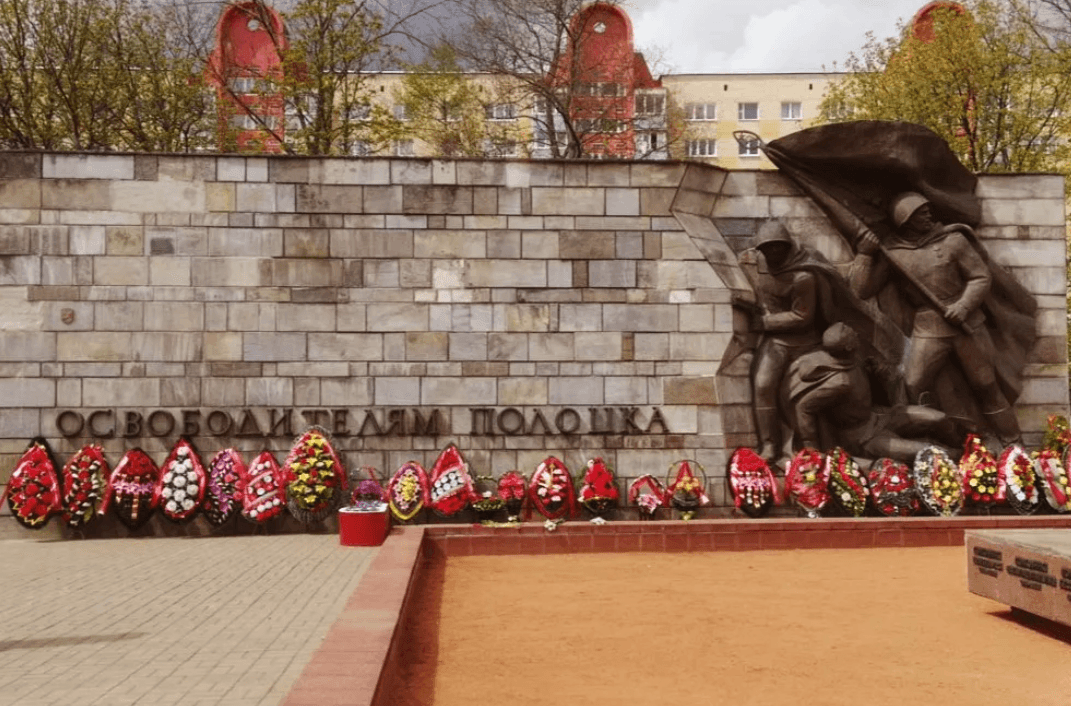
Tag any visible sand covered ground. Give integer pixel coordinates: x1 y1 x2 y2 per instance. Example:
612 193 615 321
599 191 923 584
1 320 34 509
394 546 1071 705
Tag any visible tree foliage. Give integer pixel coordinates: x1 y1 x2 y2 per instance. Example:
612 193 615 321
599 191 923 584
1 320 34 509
0 0 215 152
819 0 1071 175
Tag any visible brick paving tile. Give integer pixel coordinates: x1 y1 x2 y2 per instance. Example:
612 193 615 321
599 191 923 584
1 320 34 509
0 535 375 706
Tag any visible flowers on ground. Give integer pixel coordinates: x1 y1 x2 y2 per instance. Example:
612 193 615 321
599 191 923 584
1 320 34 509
102 448 159 530
826 448 869 517
388 462 429 522
667 460 709 521
628 474 666 519
157 439 207 523
913 446 962 516
868 458 918 517
1034 449 1071 513
960 435 1003 506
728 447 779 518
60 445 108 529
242 451 286 524
285 428 347 523
785 448 830 518
1000 446 1039 515
497 471 527 520
529 457 576 520
579 458 619 518
4 440 61 530
204 449 246 527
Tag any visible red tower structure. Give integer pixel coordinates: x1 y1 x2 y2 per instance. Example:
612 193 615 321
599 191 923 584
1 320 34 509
207 2 288 153
550 3 663 159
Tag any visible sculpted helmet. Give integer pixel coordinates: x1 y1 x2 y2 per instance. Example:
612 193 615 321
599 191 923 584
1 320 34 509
754 220 793 250
890 192 930 228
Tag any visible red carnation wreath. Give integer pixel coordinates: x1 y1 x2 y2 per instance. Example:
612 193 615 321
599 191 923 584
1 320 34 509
3 439 62 530
579 457 619 519
528 457 576 520
100 448 159 530
60 444 109 530
868 458 918 517
1035 449 1071 513
727 447 780 518
427 443 476 518
785 448 830 518
241 451 286 524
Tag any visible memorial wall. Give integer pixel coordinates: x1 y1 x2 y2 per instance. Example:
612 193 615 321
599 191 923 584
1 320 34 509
0 152 1065 509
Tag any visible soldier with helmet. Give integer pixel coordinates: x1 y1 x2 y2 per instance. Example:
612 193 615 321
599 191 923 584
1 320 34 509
850 191 1022 445
745 220 825 462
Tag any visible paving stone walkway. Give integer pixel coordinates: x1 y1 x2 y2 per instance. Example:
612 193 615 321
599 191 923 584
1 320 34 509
0 535 375 706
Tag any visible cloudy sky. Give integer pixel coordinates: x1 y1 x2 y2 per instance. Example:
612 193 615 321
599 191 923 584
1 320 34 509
625 0 932 74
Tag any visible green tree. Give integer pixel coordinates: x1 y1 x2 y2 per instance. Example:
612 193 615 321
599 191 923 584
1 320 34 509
819 0 1071 174
390 44 523 157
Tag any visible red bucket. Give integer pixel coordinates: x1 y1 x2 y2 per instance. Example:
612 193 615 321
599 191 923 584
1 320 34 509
339 506 390 546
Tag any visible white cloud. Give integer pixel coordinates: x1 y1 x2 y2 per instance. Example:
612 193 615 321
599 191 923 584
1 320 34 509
627 0 929 74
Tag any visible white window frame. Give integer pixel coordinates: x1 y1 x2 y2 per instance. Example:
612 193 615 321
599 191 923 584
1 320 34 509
738 102 759 121
738 137 761 157
393 139 414 157
781 102 803 120
686 138 717 157
635 93 665 116
485 103 517 121
685 103 717 121
393 104 409 121
637 131 664 153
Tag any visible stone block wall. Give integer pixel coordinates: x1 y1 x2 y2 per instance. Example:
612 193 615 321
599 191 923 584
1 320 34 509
0 152 1065 510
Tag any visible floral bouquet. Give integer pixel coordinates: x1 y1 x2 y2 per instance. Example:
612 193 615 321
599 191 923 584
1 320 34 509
628 474 666 520
497 471 527 520
60 445 108 530
100 448 159 530
868 458 918 517
579 458 619 519
388 462 429 522
912 446 963 517
241 451 286 524
284 427 347 524
785 448 830 518
203 449 246 527
826 448 869 517
351 478 387 512
470 475 505 523
960 435 1003 509
666 460 709 521
727 447 780 518
529 457 576 520
156 439 207 523
1042 414 1071 456
2 439 61 530
999 446 1039 515
427 444 476 518
1034 449 1071 513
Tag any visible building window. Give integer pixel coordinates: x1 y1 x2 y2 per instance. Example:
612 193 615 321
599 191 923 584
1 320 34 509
575 118 625 134
347 103 371 122
738 102 759 121
485 103 517 121
393 105 409 121
231 113 278 131
781 102 802 120
738 137 760 156
393 139 414 156
636 94 665 116
351 140 372 156
484 139 518 157
637 131 664 154
228 77 263 94
577 82 624 97
686 139 717 157
685 103 717 121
